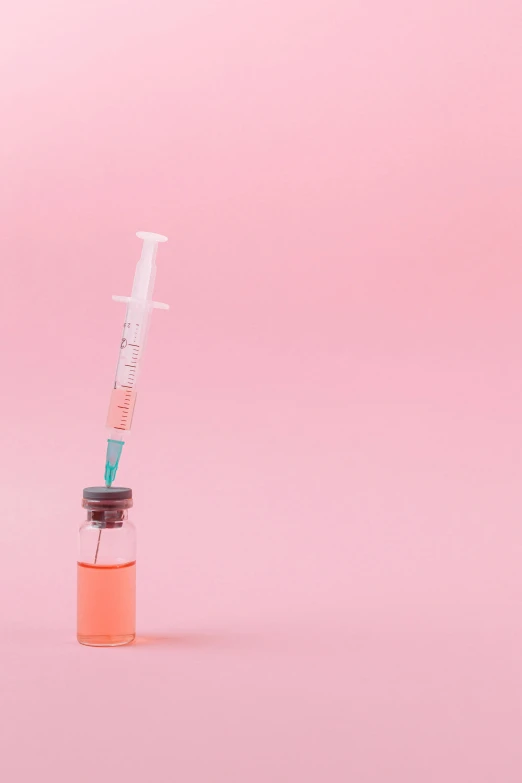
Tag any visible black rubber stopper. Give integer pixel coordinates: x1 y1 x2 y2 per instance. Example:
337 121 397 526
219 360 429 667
83 486 132 501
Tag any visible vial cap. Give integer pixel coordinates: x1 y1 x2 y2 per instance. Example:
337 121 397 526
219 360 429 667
83 486 132 501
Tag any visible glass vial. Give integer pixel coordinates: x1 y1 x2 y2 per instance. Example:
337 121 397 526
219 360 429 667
77 486 136 647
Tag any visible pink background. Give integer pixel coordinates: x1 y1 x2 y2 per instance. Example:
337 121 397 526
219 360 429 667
2 0 522 780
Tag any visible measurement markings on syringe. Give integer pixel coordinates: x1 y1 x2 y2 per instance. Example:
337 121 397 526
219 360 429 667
107 385 138 431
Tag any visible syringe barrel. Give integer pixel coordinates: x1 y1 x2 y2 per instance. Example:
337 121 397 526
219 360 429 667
106 300 153 433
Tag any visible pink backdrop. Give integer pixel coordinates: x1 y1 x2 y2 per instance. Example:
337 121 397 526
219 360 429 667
2 0 522 780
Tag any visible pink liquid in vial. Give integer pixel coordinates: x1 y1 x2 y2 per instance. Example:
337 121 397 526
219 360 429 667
77 561 136 646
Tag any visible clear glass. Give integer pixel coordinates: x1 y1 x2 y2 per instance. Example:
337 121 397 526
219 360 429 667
77 499 136 647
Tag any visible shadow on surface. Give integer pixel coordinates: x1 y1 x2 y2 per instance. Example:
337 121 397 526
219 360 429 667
132 630 254 649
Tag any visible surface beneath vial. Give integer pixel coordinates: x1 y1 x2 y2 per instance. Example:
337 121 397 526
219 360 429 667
3 610 522 783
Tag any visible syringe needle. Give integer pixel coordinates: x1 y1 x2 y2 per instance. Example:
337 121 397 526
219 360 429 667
94 529 102 564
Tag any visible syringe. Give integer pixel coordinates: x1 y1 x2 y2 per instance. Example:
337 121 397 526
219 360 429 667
104 231 169 486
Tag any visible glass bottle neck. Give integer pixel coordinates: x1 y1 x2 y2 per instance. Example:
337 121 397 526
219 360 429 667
87 509 129 527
